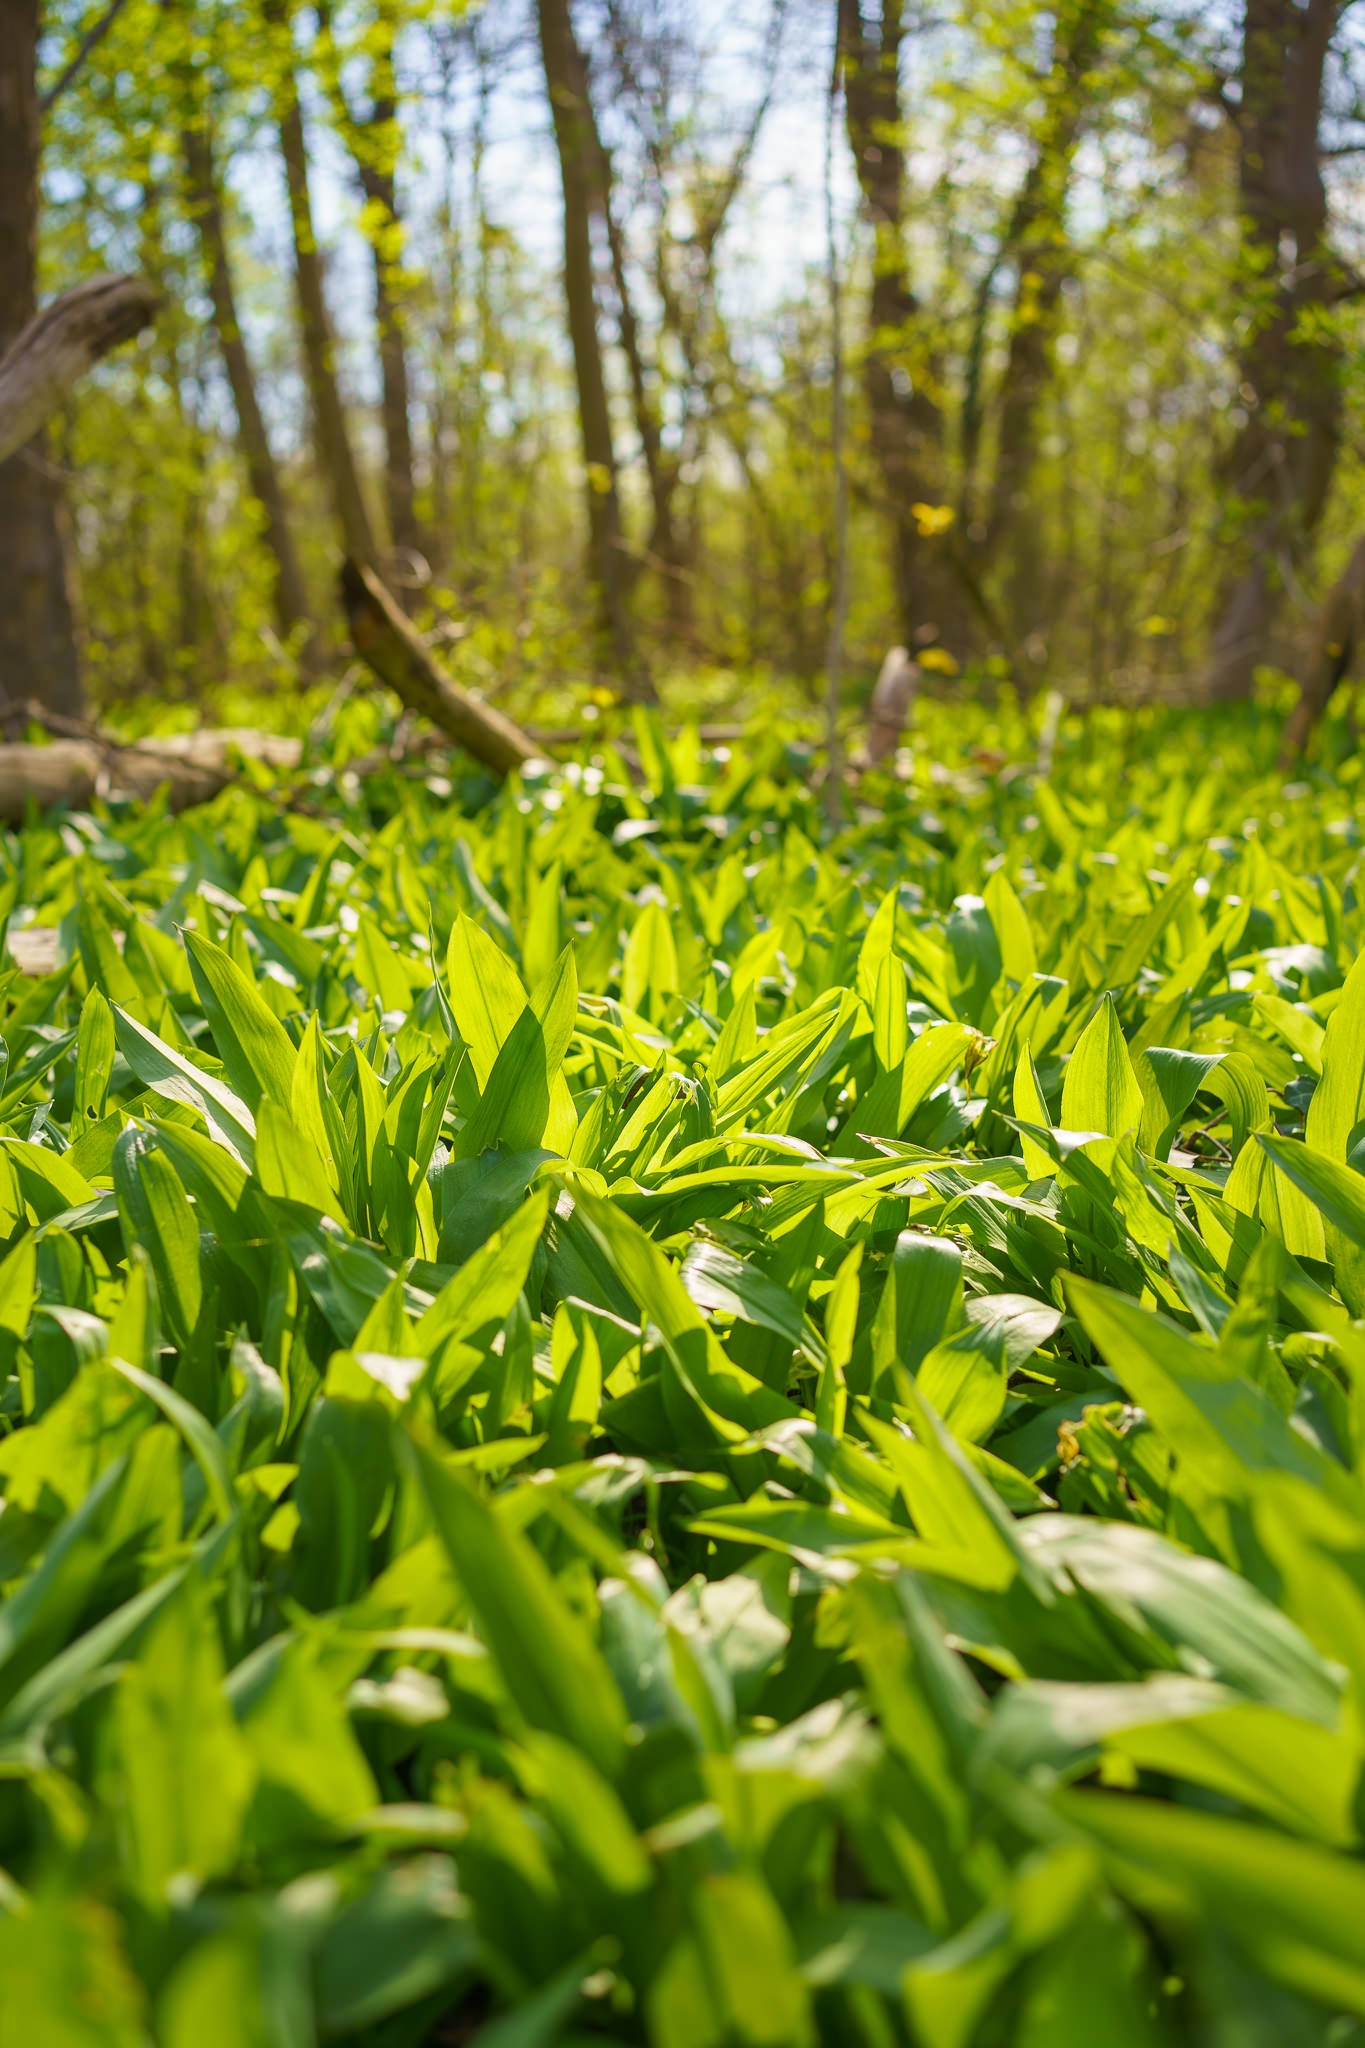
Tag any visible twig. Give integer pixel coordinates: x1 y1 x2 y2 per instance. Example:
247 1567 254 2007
40 0 135 110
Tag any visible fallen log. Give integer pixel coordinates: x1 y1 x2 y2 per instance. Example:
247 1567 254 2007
340 559 543 777
0 697 738 828
0 274 158 464
0 728 302 823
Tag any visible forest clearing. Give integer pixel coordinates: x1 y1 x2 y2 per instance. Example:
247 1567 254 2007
6 0 1365 2041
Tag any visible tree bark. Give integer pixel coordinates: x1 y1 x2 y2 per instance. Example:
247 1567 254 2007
982 0 1107 662
365 159 421 566
1281 532 1365 756
837 0 961 656
0 0 83 716
179 93 312 644
265 0 381 572
1207 0 1342 702
536 0 646 695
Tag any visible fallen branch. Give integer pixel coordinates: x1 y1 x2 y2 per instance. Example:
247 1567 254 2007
341 560 543 777
0 274 158 464
0 694 747 826
0 724 301 823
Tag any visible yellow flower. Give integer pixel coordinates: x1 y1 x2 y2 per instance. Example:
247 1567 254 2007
918 646 959 675
912 502 955 536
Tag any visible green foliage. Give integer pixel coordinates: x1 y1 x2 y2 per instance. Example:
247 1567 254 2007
36 0 1365 712
2 698 1365 2040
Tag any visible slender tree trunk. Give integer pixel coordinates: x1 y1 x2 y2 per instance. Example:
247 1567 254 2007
265 0 380 571
0 0 83 716
424 29 463 577
1207 0 1342 702
982 0 1106 662
836 0 960 657
601 184 667 585
536 0 646 696
454 29 494 577
177 391 210 669
316 1 420 562
825 29 849 826
180 96 311 643
597 2 777 642
366 154 420 564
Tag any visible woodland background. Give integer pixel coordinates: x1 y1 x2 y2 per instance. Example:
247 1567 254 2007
5 0 1365 741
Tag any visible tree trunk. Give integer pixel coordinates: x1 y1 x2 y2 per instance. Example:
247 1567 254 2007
0 0 83 716
366 157 421 566
1281 532 1365 757
179 96 312 645
316 1 421 564
265 0 381 572
600 176 674 601
536 0 646 696
1207 0 1342 702
837 0 961 657
982 0 1107 664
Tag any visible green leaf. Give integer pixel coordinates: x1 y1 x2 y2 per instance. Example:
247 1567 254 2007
869 1230 963 1399
101 1572 255 1899
1259 1133 1365 1312
73 987 115 1124
446 914 528 1087
963 1292 1062 1368
453 945 577 1159
407 1438 629 1780
983 870 1036 986
1013 1039 1055 1179
183 927 297 1113
1066 1272 1357 1509
623 899 679 1020
1061 996 1143 1139
314 1859 477 2033
112 1007 256 1165
112 1130 203 1356
1061 1789 1365 2014
1024 1516 1343 1724
917 1323 1008 1443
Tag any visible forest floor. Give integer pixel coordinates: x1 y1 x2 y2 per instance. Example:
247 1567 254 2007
0 692 1363 2044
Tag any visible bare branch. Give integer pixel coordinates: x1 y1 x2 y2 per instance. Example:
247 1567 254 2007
40 0 135 111
0 274 158 464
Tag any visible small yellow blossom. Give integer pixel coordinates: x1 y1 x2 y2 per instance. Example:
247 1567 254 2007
912 502 956 536
918 646 959 675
